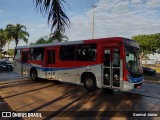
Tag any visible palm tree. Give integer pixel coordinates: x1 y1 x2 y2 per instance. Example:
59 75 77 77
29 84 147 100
34 0 70 33
0 29 6 47
49 32 68 42
30 37 47 45
4 27 14 55
0 29 7 59
6 24 29 47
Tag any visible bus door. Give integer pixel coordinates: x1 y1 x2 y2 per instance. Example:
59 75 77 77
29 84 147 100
21 51 28 75
103 47 121 88
46 49 56 79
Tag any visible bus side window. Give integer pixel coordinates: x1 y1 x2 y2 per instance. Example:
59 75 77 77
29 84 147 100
60 45 76 61
30 48 34 60
14 49 21 60
30 48 44 60
76 44 97 61
36 48 44 60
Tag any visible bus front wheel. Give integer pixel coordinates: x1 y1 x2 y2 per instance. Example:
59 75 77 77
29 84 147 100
30 69 38 81
83 75 97 92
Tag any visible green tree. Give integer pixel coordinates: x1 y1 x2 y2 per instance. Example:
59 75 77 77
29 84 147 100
0 29 6 48
34 0 70 33
4 26 14 54
30 33 68 45
132 33 160 58
30 37 47 45
6 24 29 47
0 29 7 59
49 32 68 43
7 49 15 56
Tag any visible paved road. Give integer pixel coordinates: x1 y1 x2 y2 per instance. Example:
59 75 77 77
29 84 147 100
0 71 160 120
0 71 28 82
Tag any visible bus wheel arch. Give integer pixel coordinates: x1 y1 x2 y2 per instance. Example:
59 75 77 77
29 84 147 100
30 68 38 81
81 72 97 92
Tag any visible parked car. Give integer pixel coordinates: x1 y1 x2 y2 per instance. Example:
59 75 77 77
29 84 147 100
0 61 13 71
143 67 156 76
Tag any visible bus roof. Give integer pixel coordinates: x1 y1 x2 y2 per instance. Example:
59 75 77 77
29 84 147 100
16 37 127 49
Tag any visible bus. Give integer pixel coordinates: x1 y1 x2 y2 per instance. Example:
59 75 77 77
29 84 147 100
13 37 143 91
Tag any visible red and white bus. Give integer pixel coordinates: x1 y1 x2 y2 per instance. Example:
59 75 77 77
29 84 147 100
13 37 143 91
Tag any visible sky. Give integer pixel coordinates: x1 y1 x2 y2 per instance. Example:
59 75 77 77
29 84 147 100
0 0 160 50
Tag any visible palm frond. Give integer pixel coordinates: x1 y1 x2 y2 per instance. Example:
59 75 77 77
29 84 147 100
34 0 70 33
0 29 7 47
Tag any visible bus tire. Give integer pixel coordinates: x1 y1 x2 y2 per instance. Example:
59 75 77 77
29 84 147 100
83 75 97 92
30 69 38 81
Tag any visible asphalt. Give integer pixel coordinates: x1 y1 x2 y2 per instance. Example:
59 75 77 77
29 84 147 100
0 71 160 119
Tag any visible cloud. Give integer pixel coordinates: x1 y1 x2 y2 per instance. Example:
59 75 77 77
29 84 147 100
112 1 129 14
146 0 160 8
25 23 48 29
130 0 142 5
66 0 160 41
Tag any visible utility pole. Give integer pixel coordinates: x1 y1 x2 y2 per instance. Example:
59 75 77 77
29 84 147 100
92 4 97 39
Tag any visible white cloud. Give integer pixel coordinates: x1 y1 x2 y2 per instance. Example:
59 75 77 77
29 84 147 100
146 0 160 8
66 0 160 41
112 1 129 14
4 0 160 50
130 0 142 5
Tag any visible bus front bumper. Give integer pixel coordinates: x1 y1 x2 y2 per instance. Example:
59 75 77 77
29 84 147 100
122 80 143 91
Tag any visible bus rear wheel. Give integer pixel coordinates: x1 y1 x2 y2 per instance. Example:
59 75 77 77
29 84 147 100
30 69 38 81
83 75 97 92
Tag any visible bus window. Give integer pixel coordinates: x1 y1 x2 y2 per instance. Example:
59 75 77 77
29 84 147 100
14 49 21 60
76 44 97 61
36 48 44 60
30 47 44 60
104 49 110 67
113 49 120 67
60 45 76 61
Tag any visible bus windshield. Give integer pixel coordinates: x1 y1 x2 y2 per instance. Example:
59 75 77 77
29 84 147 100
124 38 141 74
125 46 140 73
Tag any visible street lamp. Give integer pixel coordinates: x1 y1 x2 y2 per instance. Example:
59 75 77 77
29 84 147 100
92 4 97 39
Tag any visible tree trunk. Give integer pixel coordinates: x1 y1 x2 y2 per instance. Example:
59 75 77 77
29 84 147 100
7 42 10 55
15 39 18 47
